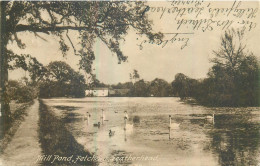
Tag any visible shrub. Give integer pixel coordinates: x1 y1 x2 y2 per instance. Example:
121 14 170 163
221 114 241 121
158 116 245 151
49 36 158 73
7 80 36 103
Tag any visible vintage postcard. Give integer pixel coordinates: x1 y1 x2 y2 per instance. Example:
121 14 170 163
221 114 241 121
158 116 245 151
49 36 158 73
0 1 259 166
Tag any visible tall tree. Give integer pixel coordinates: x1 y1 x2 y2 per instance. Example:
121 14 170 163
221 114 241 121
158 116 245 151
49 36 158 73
130 79 149 97
172 73 198 99
211 28 246 71
149 78 171 97
194 29 259 106
133 69 140 81
130 69 140 84
172 73 189 99
39 61 86 98
129 73 133 83
27 56 47 85
46 61 73 83
0 1 162 125
69 71 86 97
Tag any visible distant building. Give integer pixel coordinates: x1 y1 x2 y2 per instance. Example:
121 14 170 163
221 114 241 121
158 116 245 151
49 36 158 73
85 88 131 97
109 89 130 97
85 88 109 97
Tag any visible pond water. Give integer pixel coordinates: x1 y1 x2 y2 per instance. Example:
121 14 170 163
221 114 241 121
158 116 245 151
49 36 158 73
42 97 260 166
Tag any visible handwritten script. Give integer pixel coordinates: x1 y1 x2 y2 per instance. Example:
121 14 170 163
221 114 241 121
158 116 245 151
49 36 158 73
137 1 258 50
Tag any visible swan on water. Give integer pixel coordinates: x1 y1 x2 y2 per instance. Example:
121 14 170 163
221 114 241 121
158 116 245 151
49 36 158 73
205 114 214 120
124 111 128 120
101 109 105 121
205 114 215 124
169 123 180 129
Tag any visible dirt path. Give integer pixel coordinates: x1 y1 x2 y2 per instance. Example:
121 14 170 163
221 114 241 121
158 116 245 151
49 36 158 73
0 100 42 166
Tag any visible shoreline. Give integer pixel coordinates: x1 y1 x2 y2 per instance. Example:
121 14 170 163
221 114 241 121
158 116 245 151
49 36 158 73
38 99 96 166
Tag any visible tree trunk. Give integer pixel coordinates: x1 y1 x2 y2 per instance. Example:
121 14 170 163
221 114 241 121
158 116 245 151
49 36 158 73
1 1 11 134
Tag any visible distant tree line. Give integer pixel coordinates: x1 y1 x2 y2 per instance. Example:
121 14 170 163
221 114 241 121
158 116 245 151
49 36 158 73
108 70 173 97
7 29 258 107
108 30 259 107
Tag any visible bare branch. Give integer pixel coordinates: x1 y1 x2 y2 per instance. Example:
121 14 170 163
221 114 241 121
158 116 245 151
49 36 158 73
33 32 47 41
66 30 79 56
14 32 26 49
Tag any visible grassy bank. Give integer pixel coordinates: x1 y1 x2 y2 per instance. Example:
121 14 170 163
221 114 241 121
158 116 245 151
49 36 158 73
39 100 96 166
0 101 34 152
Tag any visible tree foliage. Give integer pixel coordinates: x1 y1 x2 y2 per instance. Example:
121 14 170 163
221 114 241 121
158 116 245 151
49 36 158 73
129 79 149 97
4 1 161 72
112 82 133 90
7 80 36 103
130 69 141 84
9 54 47 84
211 29 246 70
170 29 259 106
46 61 73 83
172 73 198 99
194 29 259 106
1 1 162 124
149 78 171 97
39 61 85 98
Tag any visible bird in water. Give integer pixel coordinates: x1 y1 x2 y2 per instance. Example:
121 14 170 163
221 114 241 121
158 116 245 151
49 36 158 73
205 114 215 124
169 122 180 129
84 112 91 120
109 129 115 136
101 109 105 121
93 122 101 127
168 115 180 129
87 112 91 118
205 114 214 120
124 111 128 120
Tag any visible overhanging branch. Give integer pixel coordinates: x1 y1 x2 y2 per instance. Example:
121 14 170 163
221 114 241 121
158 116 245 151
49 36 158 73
14 24 91 33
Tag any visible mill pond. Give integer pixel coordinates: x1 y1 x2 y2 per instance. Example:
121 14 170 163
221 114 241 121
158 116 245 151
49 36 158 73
42 97 260 166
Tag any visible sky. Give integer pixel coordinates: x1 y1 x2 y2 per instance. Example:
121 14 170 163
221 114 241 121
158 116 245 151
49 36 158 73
9 1 260 84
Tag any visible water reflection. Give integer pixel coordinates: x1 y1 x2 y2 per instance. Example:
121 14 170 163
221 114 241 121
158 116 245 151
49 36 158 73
133 116 140 124
43 98 260 166
206 114 260 166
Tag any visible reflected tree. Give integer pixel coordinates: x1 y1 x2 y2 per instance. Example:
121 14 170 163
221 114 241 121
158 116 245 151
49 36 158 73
207 113 260 166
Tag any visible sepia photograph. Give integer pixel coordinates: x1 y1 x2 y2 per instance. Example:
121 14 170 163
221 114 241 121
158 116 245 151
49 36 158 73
0 1 259 166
